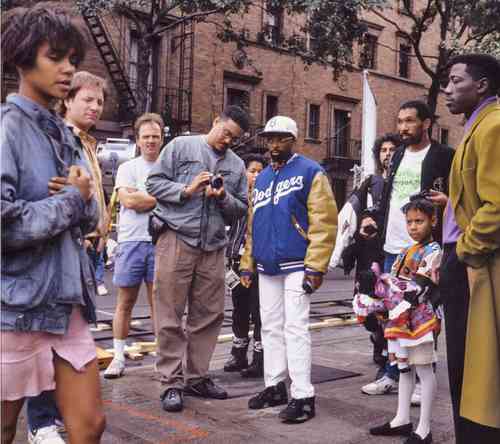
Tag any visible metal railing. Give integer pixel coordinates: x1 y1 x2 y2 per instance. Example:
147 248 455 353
325 136 361 160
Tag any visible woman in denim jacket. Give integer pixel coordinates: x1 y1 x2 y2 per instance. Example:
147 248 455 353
1 6 105 443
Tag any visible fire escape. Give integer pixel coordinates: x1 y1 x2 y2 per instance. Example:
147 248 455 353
165 19 194 136
81 8 137 122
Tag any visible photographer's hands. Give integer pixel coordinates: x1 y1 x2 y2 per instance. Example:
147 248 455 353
184 171 212 198
359 216 378 239
184 171 225 200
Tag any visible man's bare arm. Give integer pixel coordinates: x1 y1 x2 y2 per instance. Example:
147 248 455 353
118 187 156 213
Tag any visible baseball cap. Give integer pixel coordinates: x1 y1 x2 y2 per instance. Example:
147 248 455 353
260 116 298 139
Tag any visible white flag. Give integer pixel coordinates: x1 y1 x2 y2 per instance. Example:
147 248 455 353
361 70 377 176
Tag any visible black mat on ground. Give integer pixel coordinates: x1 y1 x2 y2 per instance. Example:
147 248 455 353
206 365 361 399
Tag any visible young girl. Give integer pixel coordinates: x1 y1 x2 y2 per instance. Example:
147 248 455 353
1 6 105 443
355 198 441 444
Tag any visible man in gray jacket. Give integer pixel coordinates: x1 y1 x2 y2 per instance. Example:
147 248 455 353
146 105 249 412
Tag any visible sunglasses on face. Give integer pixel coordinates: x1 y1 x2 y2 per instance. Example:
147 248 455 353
265 136 295 145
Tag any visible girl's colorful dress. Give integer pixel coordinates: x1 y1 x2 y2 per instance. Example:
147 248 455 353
353 241 442 347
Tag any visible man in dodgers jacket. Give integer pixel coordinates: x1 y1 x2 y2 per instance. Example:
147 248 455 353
240 116 338 423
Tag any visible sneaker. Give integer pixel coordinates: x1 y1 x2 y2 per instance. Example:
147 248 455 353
361 375 398 395
248 381 288 409
28 425 65 444
184 377 227 399
97 284 109 296
103 357 125 379
160 388 183 412
278 397 315 423
411 382 422 406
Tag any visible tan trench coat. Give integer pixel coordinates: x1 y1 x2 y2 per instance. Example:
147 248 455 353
449 101 500 428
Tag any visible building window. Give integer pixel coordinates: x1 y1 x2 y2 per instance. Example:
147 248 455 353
129 32 139 90
359 34 378 69
226 87 250 111
399 42 411 78
307 103 321 140
264 95 279 123
263 1 283 46
440 128 449 146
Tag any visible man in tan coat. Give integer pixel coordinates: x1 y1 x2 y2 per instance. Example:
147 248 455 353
444 53 500 442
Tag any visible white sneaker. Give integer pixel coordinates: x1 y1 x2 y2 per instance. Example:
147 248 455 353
28 425 65 444
361 375 398 395
104 357 125 379
411 381 421 406
97 284 109 296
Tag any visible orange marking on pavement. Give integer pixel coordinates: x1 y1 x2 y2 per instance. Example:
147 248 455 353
103 399 210 442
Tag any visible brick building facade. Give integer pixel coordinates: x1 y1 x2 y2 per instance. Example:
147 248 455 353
2 0 464 207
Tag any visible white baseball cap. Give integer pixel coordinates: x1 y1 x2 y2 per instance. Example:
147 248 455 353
260 116 298 139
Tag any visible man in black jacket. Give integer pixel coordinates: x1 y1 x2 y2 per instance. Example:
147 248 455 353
359 100 454 396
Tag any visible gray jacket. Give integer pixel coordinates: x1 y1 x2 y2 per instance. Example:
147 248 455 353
146 135 248 251
1 94 99 334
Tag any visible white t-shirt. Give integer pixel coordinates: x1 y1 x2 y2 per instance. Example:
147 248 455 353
115 156 156 243
384 145 430 254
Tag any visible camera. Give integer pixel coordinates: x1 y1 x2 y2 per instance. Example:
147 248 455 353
363 224 378 236
210 174 224 190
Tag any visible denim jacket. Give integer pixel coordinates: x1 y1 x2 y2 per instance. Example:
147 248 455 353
147 135 248 252
1 95 98 334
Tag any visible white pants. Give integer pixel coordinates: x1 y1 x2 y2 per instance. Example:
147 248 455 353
259 271 314 399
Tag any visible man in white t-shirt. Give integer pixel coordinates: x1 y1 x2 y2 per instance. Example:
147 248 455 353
359 100 454 396
104 113 163 379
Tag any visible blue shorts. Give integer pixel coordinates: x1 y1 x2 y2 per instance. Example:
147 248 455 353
113 241 155 288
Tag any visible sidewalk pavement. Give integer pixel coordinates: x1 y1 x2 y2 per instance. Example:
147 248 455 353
13 271 456 443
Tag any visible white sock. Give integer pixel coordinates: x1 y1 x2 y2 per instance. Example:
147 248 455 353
113 338 126 361
390 367 415 428
415 364 436 439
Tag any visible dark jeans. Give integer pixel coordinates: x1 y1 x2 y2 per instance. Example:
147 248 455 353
231 264 261 343
441 243 500 444
27 390 61 432
87 242 105 284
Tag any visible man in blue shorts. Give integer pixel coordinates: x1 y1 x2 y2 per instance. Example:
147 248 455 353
104 113 163 379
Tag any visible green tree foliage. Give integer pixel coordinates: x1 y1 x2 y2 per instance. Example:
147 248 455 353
370 0 500 117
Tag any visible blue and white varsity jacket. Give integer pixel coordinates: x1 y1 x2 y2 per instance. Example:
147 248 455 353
240 154 338 276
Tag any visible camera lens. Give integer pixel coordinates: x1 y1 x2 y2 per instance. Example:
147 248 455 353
211 176 223 189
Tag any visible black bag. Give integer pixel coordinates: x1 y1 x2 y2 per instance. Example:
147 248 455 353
148 212 168 245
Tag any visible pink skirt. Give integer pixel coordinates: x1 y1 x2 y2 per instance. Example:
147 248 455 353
1 307 96 401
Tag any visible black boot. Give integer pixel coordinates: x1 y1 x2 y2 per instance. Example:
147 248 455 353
279 397 316 423
241 349 263 378
248 381 288 409
224 344 248 372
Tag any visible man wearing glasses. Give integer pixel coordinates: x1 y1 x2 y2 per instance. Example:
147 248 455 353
240 116 338 423
146 106 249 412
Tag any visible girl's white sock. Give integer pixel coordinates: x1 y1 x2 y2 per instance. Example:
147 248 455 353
390 367 415 427
414 364 436 439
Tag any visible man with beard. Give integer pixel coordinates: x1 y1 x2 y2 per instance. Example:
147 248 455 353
146 106 249 412
442 53 500 443
240 116 338 423
359 100 454 396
